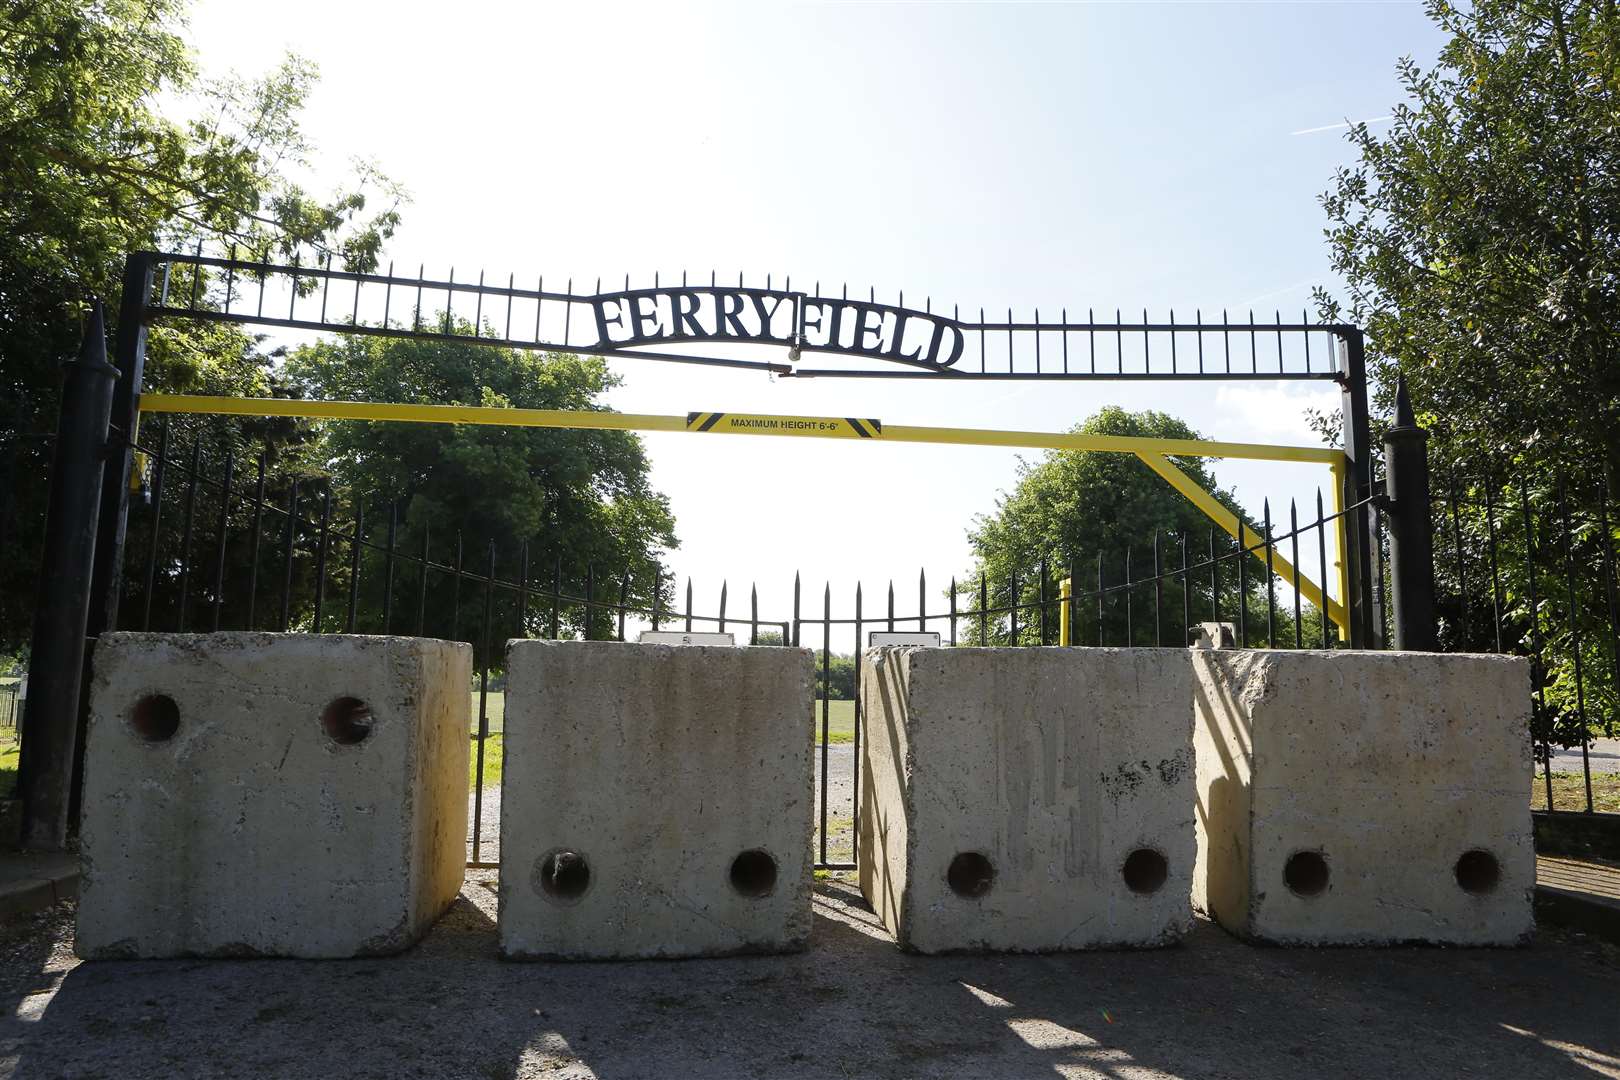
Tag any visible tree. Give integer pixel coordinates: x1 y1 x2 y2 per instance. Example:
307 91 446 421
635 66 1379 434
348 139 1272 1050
960 408 1314 646
812 652 856 700
1317 0 1620 742
0 0 402 650
1317 0 1620 485
281 332 678 653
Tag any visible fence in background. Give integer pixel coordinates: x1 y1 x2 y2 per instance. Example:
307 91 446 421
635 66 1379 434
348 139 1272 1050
117 417 1384 869
0 682 21 729
10 412 1614 861
1404 470 1620 815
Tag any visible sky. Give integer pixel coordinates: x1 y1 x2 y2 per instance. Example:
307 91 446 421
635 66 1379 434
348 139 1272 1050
177 0 1445 636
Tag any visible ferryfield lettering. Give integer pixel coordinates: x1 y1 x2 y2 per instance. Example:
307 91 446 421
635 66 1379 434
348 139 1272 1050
590 286 966 369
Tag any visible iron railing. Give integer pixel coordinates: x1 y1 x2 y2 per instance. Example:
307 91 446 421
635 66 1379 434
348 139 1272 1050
143 247 1358 382
1386 470 1620 815
118 418 1395 870
0 680 22 729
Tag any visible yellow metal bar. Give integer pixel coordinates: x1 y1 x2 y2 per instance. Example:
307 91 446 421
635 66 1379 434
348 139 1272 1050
880 424 1341 464
1330 457 1350 642
136 393 1350 634
1135 452 1348 633
1059 577 1072 646
137 394 689 433
137 395 1344 465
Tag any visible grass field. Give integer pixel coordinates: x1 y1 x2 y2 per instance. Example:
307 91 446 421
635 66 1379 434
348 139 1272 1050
1536 771 1620 814
0 727 16 798
470 733 503 789
471 689 506 733
813 700 855 744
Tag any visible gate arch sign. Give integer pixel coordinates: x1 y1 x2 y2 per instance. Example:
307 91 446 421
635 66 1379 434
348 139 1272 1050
593 285 966 372
94 250 1384 648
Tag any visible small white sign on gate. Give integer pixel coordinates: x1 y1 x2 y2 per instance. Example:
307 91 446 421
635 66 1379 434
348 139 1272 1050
867 631 942 648
638 631 737 646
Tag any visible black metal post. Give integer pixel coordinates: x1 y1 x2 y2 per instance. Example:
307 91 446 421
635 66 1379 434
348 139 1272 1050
87 253 154 641
19 304 120 850
1338 329 1379 647
72 256 153 832
1383 378 1437 651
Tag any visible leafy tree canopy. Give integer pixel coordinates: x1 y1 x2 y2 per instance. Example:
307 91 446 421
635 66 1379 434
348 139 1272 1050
1316 0 1620 485
966 407 1248 575
0 0 402 649
961 408 1314 646
282 333 678 646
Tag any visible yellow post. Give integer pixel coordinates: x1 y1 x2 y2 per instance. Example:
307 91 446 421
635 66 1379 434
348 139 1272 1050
1059 577 1072 646
1329 457 1350 642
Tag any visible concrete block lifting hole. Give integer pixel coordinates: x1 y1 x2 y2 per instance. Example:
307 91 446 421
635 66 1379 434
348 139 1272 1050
1191 649 1535 945
498 640 815 960
77 633 471 959
859 647 1196 954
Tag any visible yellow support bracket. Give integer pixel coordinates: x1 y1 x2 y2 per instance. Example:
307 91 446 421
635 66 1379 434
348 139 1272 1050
1134 452 1348 636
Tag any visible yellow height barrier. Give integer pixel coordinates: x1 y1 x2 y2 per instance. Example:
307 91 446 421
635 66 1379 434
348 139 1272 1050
137 394 1351 636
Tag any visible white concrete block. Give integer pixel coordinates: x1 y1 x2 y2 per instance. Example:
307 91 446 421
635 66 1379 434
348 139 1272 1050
1191 649 1534 945
858 647 1195 954
498 640 815 960
78 632 471 959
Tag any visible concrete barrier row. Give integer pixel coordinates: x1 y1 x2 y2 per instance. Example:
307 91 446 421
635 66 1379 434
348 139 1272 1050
75 635 1533 960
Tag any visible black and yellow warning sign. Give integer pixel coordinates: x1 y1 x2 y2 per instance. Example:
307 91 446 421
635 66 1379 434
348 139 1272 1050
684 412 883 439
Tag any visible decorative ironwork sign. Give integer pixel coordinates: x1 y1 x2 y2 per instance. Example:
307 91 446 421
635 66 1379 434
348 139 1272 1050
142 250 1355 382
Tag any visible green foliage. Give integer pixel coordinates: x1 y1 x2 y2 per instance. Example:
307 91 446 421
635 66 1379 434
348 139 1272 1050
959 407 1312 646
279 332 678 657
0 0 402 650
814 652 856 700
1318 1 1620 739
1316 0 1620 485
1428 482 1618 743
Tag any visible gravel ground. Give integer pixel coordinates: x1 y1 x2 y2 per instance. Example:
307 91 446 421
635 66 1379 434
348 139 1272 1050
0 883 1616 1079
468 785 502 865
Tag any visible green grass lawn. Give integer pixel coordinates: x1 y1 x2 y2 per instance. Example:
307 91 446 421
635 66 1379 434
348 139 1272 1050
470 733 502 790
0 727 16 798
471 689 504 734
1535 771 1620 814
813 700 855 745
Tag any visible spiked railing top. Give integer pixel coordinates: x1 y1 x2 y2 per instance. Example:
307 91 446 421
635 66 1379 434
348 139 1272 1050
139 249 1360 383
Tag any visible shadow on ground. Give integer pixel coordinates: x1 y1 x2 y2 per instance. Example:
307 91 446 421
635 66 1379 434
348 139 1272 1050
1 875 1617 1079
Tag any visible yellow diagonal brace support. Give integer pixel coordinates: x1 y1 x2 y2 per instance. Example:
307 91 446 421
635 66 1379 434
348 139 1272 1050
1134 452 1348 634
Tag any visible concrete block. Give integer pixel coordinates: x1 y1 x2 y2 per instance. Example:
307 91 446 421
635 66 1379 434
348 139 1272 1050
858 647 1195 954
1191 649 1534 945
78 632 471 959
499 640 815 960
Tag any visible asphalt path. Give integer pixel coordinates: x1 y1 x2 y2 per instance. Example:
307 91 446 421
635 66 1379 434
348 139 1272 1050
1548 737 1620 774
6 880 1617 1078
